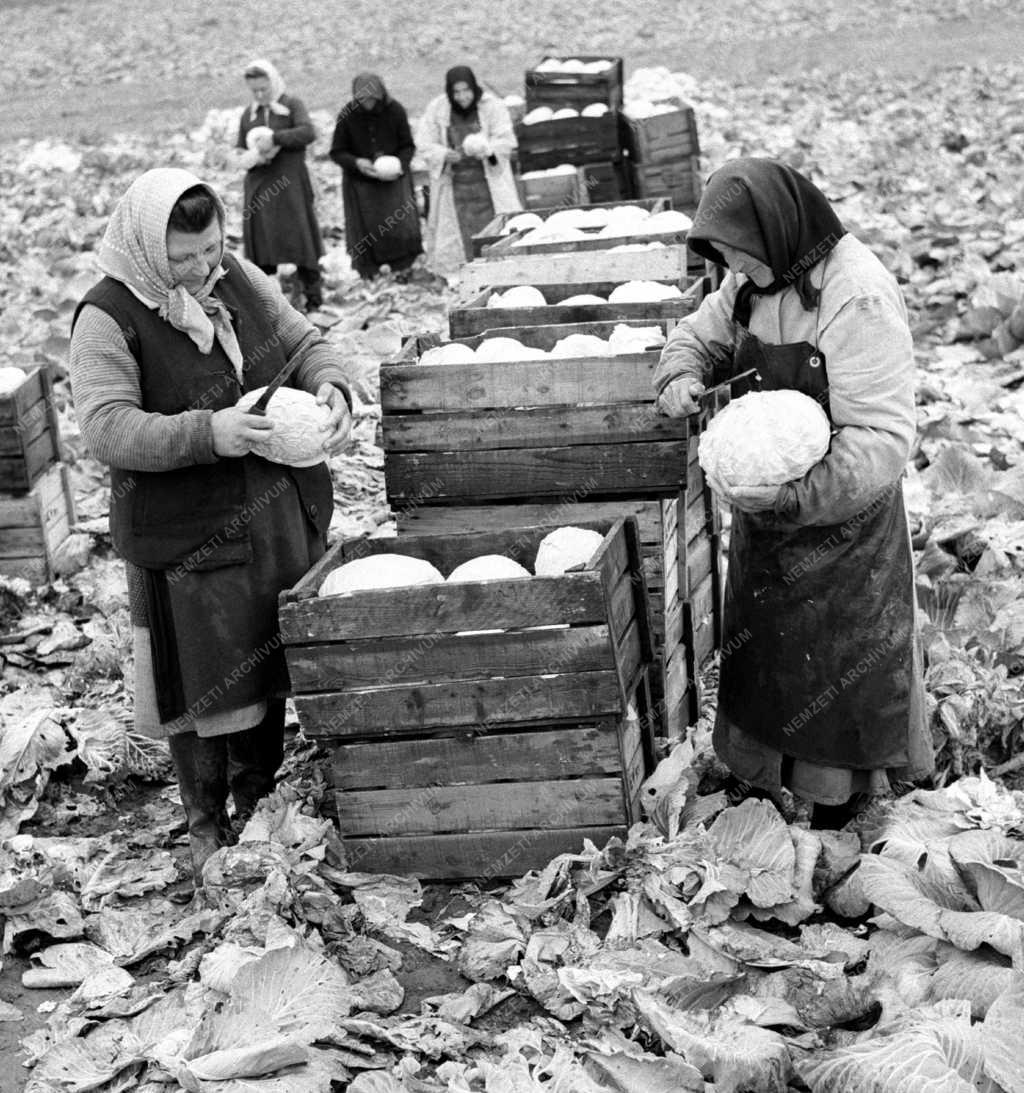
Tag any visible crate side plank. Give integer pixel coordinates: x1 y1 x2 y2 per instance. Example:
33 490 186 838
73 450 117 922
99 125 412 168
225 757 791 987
450 296 697 338
280 572 608 643
295 670 624 737
0 369 44 426
340 825 626 879
286 623 614 693
381 354 661 412
461 248 691 293
335 775 625 836
330 721 627 790
382 403 684 452
385 442 690 503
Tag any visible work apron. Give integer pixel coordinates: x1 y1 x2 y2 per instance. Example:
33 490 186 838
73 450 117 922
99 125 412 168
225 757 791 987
716 325 916 769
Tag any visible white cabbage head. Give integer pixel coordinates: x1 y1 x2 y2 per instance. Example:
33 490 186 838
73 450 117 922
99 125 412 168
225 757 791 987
234 387 330 467
699 390 831 488
549 333 612 358
372 155 402 180
558 293 607 305
608 280 683 303
475 337 543 362
0 366 26 394
420 342 478 365
319 553 444 596
491 286 546 309
534 526 605 575
447 555 531 582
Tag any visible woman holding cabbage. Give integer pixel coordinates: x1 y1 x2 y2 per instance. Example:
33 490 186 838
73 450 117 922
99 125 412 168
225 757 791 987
655 157 932 829
415 64 521 276
70 169 352 879
329 72 423 281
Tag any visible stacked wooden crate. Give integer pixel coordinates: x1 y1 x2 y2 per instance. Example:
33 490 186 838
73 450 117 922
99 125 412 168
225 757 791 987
0 367 75 583
471 197 668 258
279 518 656 878
380 315 721 735
621 99 703 211
518 56 630 203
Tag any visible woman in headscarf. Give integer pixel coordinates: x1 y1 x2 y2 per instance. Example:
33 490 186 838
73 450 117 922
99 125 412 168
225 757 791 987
655 157 932 828
237 59 324 311
415 64 521 277
69 168 352 879
329 73 423 281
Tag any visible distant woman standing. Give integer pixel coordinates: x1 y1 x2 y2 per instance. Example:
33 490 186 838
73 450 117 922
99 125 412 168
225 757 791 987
329 73 423 281
415 65 521 277
237 58 324 311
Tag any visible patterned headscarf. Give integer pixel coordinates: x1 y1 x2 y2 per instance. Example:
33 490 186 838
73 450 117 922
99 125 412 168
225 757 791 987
245 58 291 119
97 168 244 379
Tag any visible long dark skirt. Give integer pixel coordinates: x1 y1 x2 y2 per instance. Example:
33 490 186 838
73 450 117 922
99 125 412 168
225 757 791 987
450 158 495 260
343 171 423 277
130 457 326 733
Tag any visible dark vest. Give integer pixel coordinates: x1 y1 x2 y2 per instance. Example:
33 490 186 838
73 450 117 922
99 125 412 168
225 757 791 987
74 255 332 570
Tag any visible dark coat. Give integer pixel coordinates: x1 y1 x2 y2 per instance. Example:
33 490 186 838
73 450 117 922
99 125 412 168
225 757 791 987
237 94 324 268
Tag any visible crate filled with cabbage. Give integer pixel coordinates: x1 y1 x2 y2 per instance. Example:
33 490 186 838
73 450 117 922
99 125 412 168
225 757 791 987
482 204 694 257
382 321 723 735
450 275 703 338
277 518 655 877
471 197 668 257
524 56 624 112
380 319 697 503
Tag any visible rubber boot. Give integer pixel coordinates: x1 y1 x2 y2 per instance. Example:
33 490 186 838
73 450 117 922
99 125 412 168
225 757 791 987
168 732 233 880
227 699 286 829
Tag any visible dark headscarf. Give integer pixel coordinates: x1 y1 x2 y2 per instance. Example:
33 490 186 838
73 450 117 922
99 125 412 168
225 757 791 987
352 72 388 113
445 65 482 116
688 157 846 326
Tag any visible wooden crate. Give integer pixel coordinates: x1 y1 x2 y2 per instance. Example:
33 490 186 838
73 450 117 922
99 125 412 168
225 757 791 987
278 517 656 878
450 276 702 338
581 159 632 203
394 456 721 735
472 197 669 257
516 114 621 173
525 56 624 112
461 244 695 293
0 462 76 584
622 105 701 165
519 167 586 211
381 321 689 505
631 157 704 214
0 367 62 493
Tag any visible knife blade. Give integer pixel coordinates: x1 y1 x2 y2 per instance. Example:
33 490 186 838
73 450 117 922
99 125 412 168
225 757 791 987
698 368 760 411
246 331 318 417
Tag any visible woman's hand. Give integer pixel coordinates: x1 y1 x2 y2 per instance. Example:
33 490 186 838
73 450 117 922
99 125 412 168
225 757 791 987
657 376 706 417
356 157 378 176
444 148 462 164
211 407 275 457
316 383 352 454
706 469 782 513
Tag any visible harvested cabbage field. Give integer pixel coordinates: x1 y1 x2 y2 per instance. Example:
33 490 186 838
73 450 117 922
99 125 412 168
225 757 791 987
3 1 1024 1091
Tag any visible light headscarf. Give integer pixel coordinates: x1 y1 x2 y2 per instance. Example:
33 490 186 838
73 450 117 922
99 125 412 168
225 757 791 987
97 168 244 379
245 58 291 119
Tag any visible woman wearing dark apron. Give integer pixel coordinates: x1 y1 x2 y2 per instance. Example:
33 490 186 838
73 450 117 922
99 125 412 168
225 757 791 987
655 158 933 828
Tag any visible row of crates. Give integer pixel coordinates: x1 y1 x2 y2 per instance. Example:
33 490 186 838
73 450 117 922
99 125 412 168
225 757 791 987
513 55 703 210
281 195 727 879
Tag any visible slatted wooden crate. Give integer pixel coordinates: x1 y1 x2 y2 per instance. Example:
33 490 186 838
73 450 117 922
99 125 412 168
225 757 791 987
472 197 668 258
518 167 586 211
461 243 696 294
0 367 62 493
450 276 702 337
525 56 624 112
621 104 701 165
516 114 621 173
278 517 656 878
582 159 632 203
481 221 704 280
0 462 76 584
380 322 726 734
631 157 704 214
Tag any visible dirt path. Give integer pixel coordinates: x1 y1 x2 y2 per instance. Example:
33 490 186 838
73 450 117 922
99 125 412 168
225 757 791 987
3 10 1022 142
